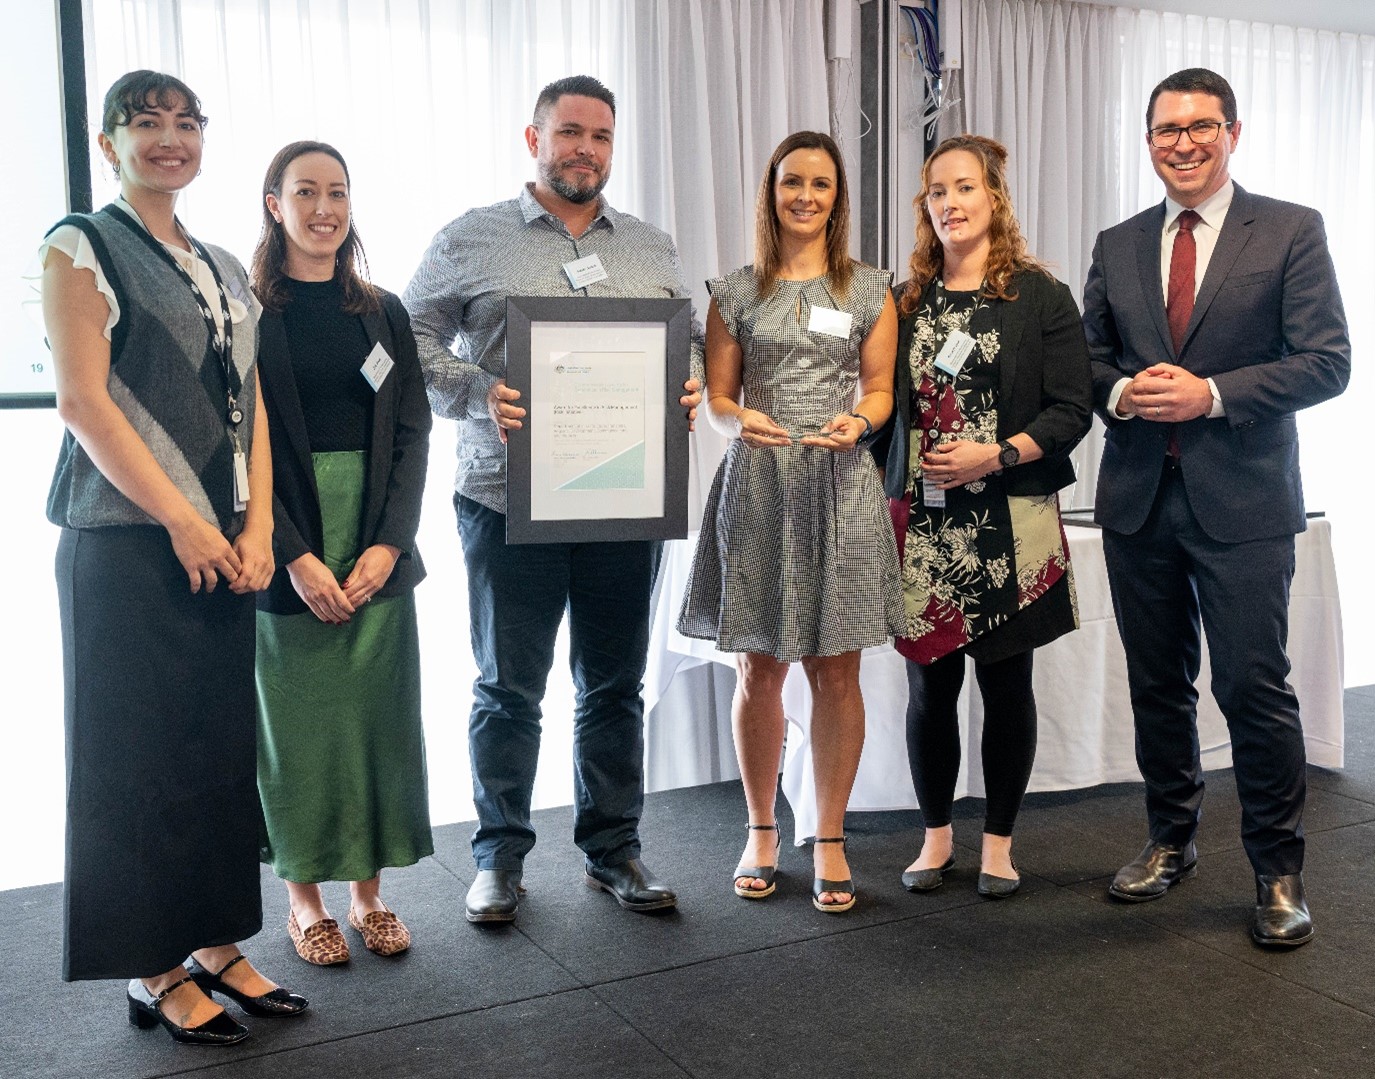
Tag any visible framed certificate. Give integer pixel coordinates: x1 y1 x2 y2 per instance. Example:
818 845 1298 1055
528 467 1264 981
504 296 692 544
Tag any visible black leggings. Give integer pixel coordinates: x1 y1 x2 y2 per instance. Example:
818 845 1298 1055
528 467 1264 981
905 649 1037 836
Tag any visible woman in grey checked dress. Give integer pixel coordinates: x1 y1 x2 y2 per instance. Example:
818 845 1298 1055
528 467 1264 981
678 132 900 913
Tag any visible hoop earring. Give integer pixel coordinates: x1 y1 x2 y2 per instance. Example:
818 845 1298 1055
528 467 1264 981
111 161 120 177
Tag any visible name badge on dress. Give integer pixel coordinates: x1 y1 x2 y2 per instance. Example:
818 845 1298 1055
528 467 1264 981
934 330 976 378
563 253 609 290
360 342 395 391
921 475 946 508
807 305 853 338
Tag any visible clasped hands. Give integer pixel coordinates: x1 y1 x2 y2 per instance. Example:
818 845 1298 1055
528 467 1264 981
1117 364 1214 423
168 514 274 595
920 440 1001 489
735 408 868 451
488 377 704 443
288 545 401 625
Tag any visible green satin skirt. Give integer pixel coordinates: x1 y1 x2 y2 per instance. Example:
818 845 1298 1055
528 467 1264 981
256 451 433 882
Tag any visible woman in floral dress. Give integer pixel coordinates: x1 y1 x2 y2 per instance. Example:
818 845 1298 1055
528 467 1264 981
874 135 1092 898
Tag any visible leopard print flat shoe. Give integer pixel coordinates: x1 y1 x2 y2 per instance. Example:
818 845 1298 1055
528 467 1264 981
286 908 350 965
347 904 411 956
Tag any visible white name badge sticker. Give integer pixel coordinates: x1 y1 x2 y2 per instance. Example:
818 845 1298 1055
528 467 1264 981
921 475 946 508
563 253 609 290
807 305 853 339
360 342 395 391
934 330 976 377
233 450 250 511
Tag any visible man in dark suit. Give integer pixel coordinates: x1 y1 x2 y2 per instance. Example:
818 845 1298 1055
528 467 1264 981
1083 67 1350 948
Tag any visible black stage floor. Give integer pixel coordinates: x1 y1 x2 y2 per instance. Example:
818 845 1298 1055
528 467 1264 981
4 688 1374 1078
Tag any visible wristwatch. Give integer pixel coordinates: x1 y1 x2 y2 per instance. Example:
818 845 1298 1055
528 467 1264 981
997 440 1020 469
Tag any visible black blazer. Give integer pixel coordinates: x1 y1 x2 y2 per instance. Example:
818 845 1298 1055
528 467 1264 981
256 289 432 615
874 269 1092 500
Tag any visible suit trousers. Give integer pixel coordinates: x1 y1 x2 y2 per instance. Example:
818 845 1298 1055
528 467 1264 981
1101 463 1306 876
456 495 659 871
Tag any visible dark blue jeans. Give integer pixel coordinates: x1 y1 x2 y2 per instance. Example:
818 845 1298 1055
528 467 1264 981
456 495 660 871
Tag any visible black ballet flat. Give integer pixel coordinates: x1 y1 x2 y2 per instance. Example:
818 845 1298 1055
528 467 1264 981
186 955 309 1018
127 975 250 1045
901 854 955 892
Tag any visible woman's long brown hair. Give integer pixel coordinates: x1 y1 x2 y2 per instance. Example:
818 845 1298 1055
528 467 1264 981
251 140 380 315
898 134 1048 318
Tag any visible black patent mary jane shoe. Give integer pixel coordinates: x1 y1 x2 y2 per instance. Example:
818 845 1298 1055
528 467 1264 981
127 976 250 1045
186 955 309 1017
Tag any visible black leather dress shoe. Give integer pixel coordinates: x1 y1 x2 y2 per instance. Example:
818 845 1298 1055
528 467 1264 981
185 955 308 1017
466 869 524 923
1252 873 1314 948
1108 840 1197 902
584 858 677 911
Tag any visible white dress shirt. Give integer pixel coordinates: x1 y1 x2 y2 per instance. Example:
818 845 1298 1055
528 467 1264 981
1108 179 1233 420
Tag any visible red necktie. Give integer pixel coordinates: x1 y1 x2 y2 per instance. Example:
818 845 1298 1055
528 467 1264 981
1164 210 1200 458
1166 209 1201 354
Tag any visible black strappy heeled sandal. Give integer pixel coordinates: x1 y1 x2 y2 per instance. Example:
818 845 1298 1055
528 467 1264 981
812 835 856 913
733 823 782 899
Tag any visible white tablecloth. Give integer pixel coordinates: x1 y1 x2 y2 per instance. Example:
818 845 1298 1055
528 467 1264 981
650 520 1344 845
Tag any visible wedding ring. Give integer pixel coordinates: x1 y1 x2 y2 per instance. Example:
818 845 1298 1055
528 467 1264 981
1153 406 1161 417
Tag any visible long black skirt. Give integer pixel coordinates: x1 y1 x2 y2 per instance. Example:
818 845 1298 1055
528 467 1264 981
56 525 263 980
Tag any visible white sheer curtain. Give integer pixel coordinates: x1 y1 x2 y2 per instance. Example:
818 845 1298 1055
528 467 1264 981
955 0 1375 682
954 0 1131 510
32 0 830 845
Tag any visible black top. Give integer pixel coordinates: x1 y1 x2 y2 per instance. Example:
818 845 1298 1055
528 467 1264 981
281 278 374 452
256 288 432 615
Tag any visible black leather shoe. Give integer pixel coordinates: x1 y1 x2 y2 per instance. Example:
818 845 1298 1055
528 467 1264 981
185 955 308 1017
901 855 954 892
1108 840 1197 902
1252 873 1314 948
127 976 250 1045
585 858 677 911
466 869 524 923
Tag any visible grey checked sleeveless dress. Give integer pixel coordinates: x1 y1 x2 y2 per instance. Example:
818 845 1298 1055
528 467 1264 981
677 263 904 662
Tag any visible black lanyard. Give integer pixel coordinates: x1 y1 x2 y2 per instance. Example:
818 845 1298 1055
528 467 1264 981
143 223 243 429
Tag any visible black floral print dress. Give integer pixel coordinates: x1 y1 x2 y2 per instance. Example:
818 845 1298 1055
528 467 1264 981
897 283 1077 665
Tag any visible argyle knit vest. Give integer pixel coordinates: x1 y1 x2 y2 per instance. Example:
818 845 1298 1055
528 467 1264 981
45 205 259 536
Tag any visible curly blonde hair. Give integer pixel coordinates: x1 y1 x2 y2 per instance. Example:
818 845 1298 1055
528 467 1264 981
898 134 1047 318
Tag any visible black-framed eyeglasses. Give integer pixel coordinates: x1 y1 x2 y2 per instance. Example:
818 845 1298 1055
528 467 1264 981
1148 120 1235 148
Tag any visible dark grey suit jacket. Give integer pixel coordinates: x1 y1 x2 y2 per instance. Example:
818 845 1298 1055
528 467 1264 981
1083 184 1350 543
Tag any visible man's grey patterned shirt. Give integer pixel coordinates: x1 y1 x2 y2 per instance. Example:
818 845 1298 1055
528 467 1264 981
403 183 703 514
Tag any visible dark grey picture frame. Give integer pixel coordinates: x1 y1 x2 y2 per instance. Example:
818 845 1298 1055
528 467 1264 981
504 295 692 544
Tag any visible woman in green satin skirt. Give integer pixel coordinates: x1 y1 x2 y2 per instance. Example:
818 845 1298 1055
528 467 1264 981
251 141 433 964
